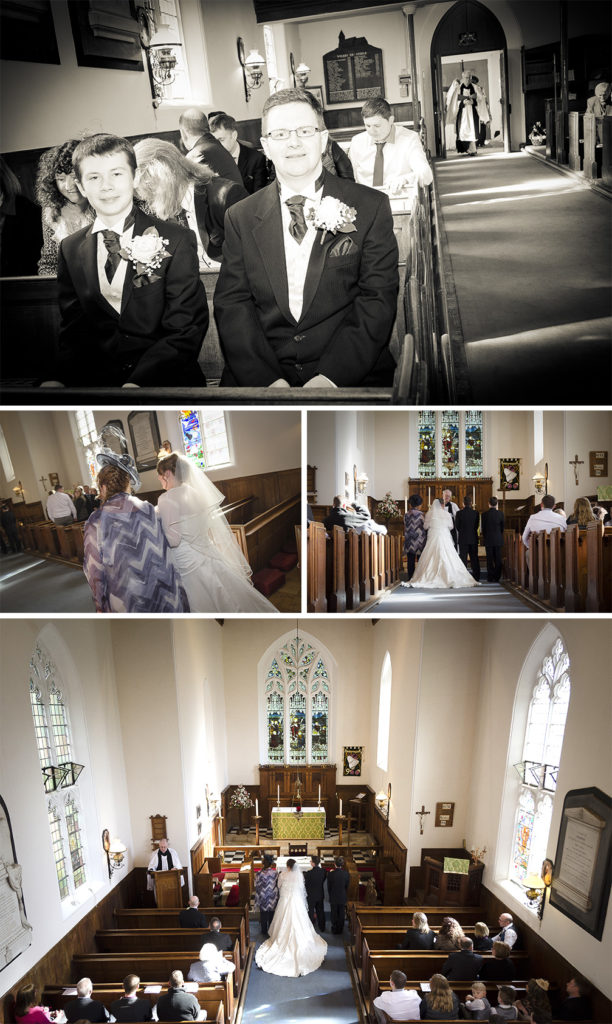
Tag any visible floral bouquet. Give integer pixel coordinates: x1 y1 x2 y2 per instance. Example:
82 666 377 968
229 784 254 809
376 492 402 522
528 122 546 145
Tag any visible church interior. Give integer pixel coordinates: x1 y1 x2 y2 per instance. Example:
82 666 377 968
1 0 610 403
0 408 301 612
0 618 610 1022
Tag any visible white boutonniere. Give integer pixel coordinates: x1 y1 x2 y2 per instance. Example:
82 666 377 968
120 226 171 287
307 196 357 245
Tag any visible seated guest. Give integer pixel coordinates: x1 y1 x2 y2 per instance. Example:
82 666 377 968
515 979 552 1024
372 969 420 1023
134 137 248 266
109 975 152 1022
155 971 202 1021
187 941 236 983
209 112 269 193
556 974 593 1020
397 910 435 949
478 940 515 981
206 916 233 951
214 87 399 389
348 96 432 189
472 920 493 951
462 981 491 1020
435 915 464 950
46 484 76 525
324 496 364 533
65 978 110 1022
35 139 93 276
522 497 566 554
0 156 43 276
566 497 596 527
55 133 208 388
419 974 460 1020
179 894 208 928
490 985 518 1021
491 912 519 949
441 936 483 980
14 985 53 1023
179 107 244 184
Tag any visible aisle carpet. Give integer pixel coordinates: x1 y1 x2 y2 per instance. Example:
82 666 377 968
242 917 359 1024
435 151 612 403
363 580 535 614
0 552 94 612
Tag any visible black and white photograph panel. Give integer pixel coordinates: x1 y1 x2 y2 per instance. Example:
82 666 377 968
0 408 301 613
1 0 610 406
307 408 612 613
1 618 611 1023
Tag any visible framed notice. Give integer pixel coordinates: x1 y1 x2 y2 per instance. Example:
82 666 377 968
550 786 611 940
68 0 143 71
323 32 384 105
590 451 608 476
435 802 455 827
128 411 161 472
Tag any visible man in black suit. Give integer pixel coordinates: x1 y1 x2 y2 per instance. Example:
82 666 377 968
481 496 505 582
56 134 208 388
326 855 350 934
441 937 483 980
65 978 109 1023
214 87 399 388
455 495 481 580
210 112 269 194
441 488 459 548
109 974 152 1022
179 108 244 184
206 916 233 951
179 895 208 929
304 855 326 931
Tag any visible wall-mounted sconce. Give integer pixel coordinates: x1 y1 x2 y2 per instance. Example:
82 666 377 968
238 37 265 101
290 53 311 88
357 473 369 494
144 42 182 108
375 783 391 822
12 481 25 503
532 472 546 497
523 870 546 914
102 828 127 879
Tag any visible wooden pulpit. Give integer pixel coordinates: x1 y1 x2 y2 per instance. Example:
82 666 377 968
153 868 183 907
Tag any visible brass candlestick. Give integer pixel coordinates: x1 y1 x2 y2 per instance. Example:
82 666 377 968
336 813 346 845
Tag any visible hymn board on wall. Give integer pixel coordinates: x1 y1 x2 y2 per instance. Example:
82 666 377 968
323 32 384 104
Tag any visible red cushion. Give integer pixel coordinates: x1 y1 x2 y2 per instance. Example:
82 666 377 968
226 884 240 906
282 538 298 554
269 551 298 572
252 567 286 596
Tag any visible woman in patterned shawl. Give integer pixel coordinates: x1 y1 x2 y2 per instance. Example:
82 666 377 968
403 493 426 580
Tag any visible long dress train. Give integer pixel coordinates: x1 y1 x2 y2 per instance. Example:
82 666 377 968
255 865 327 977
401 500 479 589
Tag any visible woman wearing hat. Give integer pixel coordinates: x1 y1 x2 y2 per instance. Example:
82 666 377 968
514 979 552 1023
83 430 189 613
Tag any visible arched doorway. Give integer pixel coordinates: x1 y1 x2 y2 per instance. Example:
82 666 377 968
431 0 510 157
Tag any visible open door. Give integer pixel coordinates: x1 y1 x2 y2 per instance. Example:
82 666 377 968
500 48 511 152
432 53 446 158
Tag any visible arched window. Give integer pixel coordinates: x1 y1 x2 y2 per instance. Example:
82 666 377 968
510 636 570 886
261 633 331 764
377 652 392 772
29 643 87 902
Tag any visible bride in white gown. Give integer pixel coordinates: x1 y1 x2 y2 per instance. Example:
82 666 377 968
401 498 479 589
156 451 278 613
255 859 327 977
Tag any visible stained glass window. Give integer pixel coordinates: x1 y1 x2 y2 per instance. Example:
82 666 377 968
48 803 69 900
418 411 436 478
65 796 86 890
440 411 459 478
262 636 331 764
464 411 483 477
180 410 231 470
49 688 71 762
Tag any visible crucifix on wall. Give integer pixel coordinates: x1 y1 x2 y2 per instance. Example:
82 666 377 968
569 453 584 485
39 475 48 491
415 804 430 835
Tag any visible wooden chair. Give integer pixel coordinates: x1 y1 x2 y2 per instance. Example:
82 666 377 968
288 842 308 856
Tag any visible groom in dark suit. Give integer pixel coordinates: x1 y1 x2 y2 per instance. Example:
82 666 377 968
481 496 505 581
214 88 399 388
56 133 208 388
455 495 481 580
304 855 326 931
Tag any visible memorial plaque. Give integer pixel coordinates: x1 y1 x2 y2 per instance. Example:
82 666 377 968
435 801 455 827
589 451 608 476
0 797 32 971
324 32 384 105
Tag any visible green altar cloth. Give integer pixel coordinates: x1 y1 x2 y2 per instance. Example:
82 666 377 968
271 808 325 839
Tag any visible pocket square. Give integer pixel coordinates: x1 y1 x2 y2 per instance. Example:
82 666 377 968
328 236 358 258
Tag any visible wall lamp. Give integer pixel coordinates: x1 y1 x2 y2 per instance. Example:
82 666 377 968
375 783 391 822
12 481 25 502
357 473 369 494
532 472 546 498
145 42 182 108
523 858 553 920
102 829 127 879
238 37 265 101
290 53 311 88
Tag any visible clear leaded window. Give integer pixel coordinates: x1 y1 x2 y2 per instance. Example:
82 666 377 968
510 638 570 885
263 637 330 764
464 411 483 477
179 410 231 470
65 795 87 890
418 411 437 478
48 802 70 900
377 652 392 772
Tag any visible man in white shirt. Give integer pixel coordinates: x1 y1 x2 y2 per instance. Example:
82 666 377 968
491 912 519 949
373 970 421 1023
46 485 76 525
348 96 433 189
522 495 567 554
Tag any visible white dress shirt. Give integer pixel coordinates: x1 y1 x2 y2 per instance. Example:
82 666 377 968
522 509 567 548
46 491 76 522
492 922 518 948
91 214 135 314
373 987 421 1021
181 183 221 271
348 124 433 187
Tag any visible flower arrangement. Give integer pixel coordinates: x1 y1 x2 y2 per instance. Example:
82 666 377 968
470 845 487 865
229 785 253 810
528 122 546 145
307 196 357 244
120 226 171 286
376 492 402 522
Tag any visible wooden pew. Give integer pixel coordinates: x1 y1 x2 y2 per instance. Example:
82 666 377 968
363 949 529 1007
42 982 227 1023
97 922 247 965
586 521 612 612
231 495 300 574
114 905 248 934
73 948 240 1005
564 524 588 611
307 520 327 613
326 524 347 612
345 528 360 609
367 963 528 1023
354 924 478 968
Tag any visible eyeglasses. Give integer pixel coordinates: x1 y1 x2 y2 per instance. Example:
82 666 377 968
264 126 322 141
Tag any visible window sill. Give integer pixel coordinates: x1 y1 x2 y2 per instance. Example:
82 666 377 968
60 878 105 920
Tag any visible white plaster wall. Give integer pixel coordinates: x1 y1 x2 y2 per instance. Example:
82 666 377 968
563 409 612 501
307 411 339 505
201 0 268 124
0 412 74 506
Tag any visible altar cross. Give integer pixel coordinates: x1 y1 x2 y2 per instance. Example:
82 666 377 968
39 475 49 491
415 804 430 835
569 453 584 485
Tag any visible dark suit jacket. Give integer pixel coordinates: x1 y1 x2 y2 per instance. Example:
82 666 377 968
481 508 505 546
0 194 43 276
398 926 436 949
478 956 515 981
455 506 480 548
214 170 399 387
188 132 244 184
193 177 248 259
326 866 350 904
57 207 208 387
65 997 109 1023
304 864 326 902
155 988 200 1021
109 996 153 1021
237 142 269 193
441 949 483 980
207 929 233 951
179 906 208 928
